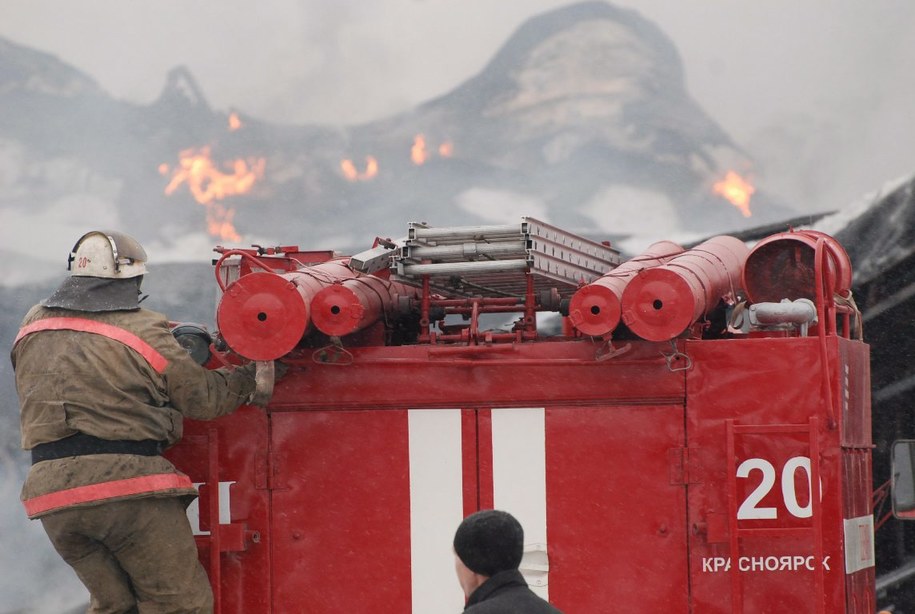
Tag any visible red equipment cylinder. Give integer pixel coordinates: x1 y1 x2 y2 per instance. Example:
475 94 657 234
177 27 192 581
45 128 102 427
742 230 852 304
568 240 684 336
216 259 357 360
620 236 749 342
311 276 420 337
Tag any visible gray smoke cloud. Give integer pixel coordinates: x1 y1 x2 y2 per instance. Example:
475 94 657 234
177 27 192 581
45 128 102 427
1 1 914 609
2 0 913 217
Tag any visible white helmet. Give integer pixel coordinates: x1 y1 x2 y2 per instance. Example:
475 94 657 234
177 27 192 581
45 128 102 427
68 230 148 279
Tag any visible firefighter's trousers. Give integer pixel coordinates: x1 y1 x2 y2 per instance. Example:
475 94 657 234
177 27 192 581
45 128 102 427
41 496 212 614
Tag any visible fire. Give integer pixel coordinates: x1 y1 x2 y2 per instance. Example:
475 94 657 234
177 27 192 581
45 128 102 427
341 156 379 182
204 203 239 241
411 134 453 165
228 112 242 131
713 171 754 217
411 135 428 165
341 135 452 181
160 146 266 241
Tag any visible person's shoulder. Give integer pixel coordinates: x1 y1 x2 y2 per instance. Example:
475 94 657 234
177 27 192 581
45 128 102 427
90 308 174 345
135 307 169 322
464 589 562 613
464 604 563 614
107 307 169 327
20 303 48 324
516 587 564 613
525 591 563 613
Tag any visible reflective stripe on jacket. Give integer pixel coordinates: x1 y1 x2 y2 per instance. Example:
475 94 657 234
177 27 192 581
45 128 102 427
14 317 169 373
23 472 194 517
12 305 257 518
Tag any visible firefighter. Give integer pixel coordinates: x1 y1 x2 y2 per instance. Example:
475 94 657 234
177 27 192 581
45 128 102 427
10 230 274 613
453 509 564 613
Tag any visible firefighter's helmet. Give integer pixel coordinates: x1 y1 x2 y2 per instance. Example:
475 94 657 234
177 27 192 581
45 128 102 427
68 230 148 279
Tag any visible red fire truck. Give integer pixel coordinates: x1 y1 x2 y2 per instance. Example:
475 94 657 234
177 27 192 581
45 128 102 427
166 218 874 613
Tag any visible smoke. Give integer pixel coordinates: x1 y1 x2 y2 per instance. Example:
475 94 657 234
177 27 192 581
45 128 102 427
660 1 915 212
3 0 913 217
0 445 88 612
1 1 914 608
456 188 548 224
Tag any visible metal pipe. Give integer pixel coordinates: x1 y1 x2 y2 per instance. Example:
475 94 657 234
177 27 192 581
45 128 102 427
409 223 522 241
749 299 818 327
216 259 358 360
876 560 915 594
398 259 529 276
432 297 521 307
311 276 420 337
620 236 749 342
403 240 527 260
568 240 683 337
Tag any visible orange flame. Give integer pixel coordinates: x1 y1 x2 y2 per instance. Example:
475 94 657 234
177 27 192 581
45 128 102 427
208 203 239 241
228 112 242 131
161 146 265 241
411 134 453 165
411 134 428 165
341 156 378 182
713 171 754 217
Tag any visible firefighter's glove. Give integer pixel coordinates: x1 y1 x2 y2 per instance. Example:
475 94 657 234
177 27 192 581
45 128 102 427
236 361 258 381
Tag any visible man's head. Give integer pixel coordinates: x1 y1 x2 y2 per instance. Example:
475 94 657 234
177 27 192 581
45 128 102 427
453 509 524 596
43 230 148 312
68 230 147 279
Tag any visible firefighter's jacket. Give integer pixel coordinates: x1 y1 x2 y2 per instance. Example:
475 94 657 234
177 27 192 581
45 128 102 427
11 305 257 519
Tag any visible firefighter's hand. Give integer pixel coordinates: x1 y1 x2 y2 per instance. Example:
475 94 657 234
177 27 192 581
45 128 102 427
236 361 258 380
247 361 289 407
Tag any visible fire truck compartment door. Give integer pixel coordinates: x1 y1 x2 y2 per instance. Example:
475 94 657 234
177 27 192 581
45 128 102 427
543 404 689 612
267 404 688 613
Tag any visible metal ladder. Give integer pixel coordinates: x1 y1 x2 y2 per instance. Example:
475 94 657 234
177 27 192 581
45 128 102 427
390 217 620 299
725 417 826 614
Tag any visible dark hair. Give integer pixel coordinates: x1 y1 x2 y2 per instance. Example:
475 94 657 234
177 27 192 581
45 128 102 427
453 509 524 576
